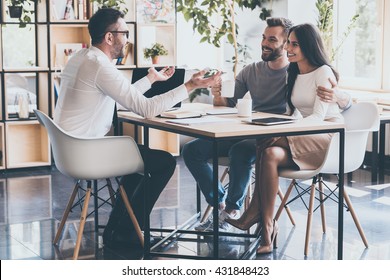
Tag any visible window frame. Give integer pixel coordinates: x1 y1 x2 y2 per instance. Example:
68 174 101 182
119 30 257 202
334 0 390 93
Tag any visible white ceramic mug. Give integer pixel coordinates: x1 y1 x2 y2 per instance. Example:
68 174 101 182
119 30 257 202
221 80 235 98
237 99 252 117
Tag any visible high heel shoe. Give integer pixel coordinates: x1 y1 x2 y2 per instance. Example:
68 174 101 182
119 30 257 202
256 220 279 255
225 212 261 231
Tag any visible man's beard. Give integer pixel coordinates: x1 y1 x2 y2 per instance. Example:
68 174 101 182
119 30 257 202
112 40 125 59
261 45 284 62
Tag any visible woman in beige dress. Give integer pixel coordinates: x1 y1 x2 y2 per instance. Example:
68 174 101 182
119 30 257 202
226 23 343 254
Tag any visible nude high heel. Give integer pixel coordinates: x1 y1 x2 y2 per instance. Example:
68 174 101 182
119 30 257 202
226 179 262 231
256 219 279 255
225 210 261 231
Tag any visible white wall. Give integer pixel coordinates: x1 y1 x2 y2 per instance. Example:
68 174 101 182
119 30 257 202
176 13 223 70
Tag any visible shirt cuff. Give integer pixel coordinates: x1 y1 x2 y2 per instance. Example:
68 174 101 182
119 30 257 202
133 76 152 93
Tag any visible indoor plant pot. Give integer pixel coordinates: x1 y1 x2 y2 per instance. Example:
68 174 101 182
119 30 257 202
143 43 168 64
8 5 23 18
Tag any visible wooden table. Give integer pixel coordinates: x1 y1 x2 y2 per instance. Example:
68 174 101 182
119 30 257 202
117 103 346 260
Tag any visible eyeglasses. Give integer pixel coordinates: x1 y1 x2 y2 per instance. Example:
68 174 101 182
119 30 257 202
107 30 129 39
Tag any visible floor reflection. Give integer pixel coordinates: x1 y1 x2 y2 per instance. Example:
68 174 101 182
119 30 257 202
1 157 390 260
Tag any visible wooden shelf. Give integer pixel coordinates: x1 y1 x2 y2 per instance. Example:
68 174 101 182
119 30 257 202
137 24 176 67
5 121 51 169
1 0 177 169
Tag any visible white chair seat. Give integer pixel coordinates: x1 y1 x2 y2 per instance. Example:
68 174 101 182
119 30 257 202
276 102 380 256
34 110 145 259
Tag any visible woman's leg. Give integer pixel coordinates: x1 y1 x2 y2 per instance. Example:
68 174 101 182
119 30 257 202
256 137 295 252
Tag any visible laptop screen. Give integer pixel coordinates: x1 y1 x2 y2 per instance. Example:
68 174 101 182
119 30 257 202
131 67 185 108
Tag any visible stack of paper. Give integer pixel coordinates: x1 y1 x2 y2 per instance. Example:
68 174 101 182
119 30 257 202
160 110 204 119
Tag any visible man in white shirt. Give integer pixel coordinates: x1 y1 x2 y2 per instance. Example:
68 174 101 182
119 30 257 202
54 8 220 249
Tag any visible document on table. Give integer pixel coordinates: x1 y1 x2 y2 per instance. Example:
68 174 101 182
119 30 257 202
166 116 235 125
205 107 238 115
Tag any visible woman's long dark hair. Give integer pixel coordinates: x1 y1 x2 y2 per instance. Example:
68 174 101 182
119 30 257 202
286 23 339 113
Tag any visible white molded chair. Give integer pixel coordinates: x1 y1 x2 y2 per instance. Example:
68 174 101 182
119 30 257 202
34 110 144 259
275 102 380 256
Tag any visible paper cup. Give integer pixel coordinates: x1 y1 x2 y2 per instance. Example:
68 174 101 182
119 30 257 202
221 80 235 98
237 99 252 117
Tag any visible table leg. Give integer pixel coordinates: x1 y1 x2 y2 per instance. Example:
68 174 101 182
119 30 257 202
371 131 379 183
212 141 219 259
379 123 386 182
338 129 345 260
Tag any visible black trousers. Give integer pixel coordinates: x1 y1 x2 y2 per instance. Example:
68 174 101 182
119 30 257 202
103 145 176 239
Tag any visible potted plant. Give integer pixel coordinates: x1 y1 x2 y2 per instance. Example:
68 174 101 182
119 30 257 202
6 0 35 28
143 43 168 64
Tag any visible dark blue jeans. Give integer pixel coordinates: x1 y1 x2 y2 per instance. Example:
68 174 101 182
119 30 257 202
182 138 256 210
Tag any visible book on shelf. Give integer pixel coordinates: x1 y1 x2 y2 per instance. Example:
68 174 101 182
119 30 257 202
55 43 87 68
51 0 75 20
116 43 133 65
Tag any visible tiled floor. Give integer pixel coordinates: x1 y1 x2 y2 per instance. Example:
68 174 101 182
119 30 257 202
1 157 390 260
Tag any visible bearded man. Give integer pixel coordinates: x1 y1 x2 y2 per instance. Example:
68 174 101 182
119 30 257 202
182 17 350 232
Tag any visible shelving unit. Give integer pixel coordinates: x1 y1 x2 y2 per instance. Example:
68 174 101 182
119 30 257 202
0 0 179 170
5 121 50 168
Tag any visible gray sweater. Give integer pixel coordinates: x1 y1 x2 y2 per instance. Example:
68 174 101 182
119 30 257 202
227 61 288 114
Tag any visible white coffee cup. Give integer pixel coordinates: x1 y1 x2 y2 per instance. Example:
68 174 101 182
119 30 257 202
221 80 235 98
237 99 252 117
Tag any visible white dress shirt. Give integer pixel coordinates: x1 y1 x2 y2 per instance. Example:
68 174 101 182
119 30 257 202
54 46 188 137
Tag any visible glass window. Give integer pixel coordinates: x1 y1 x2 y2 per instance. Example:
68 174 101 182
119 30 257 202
2 25 36 68
335 0 385 90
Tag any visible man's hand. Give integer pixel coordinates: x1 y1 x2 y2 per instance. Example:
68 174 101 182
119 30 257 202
147 66 175 83
317 78 339 103
210 78 222 98
210 77 229 106
184 69 222 92
317 78 351 109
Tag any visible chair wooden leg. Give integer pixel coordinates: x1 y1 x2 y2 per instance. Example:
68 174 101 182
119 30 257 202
277 186 296 226
200 167 229 223
73 184 92 260
318 178 326 233
274 180 295 222
53 181 80 244
200 205 213 223
343 190 369 248
119 185 144 247
304 183 316 256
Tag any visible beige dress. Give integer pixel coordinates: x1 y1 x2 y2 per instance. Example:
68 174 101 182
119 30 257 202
257 65 344 170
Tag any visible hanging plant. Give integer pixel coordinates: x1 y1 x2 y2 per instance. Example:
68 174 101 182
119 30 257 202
6 0 36 28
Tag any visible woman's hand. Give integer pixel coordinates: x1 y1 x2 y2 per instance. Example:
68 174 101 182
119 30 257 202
147 66 175 83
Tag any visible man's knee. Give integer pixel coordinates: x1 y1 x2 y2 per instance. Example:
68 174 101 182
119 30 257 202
229 141 256 163
182 139 207 161
163 151 176 174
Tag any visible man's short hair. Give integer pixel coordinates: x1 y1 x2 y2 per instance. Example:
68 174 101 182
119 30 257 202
88 8 125 45
266 17 294 39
